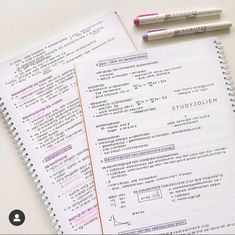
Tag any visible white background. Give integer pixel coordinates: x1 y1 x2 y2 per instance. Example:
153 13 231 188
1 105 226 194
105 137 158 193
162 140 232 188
0 0 234 233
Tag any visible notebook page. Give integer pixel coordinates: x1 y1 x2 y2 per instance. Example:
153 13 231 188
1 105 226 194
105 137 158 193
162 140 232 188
0 11 135 234
77 37 235 234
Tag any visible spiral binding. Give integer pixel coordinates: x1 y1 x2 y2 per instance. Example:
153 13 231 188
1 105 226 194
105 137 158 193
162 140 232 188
214 40 235 112
0 97 63 234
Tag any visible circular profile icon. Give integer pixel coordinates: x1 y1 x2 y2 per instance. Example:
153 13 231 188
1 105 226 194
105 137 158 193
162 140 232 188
9 209 25 226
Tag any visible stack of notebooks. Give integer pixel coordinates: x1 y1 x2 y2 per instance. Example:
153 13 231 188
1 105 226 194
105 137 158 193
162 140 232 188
1 10 235 234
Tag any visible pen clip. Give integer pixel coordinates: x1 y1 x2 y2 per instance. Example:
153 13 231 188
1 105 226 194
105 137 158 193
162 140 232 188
138 13 158 17
147 28 166 33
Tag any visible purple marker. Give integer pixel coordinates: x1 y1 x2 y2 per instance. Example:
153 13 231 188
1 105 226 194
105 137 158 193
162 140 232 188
143 22 232 41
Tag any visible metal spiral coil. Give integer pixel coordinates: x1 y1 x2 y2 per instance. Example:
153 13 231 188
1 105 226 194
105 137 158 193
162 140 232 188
0 97 64 234
214 40 235 111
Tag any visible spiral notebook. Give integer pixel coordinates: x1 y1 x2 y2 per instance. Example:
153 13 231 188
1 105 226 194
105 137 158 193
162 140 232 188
0 11 135 234
76 37 235 234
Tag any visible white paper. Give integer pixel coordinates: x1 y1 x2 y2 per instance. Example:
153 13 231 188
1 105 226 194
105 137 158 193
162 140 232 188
0 11 135 234
77 37 235 234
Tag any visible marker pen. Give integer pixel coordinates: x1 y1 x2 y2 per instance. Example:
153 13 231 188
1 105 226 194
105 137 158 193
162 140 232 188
134 8 222 26
143 22 232 41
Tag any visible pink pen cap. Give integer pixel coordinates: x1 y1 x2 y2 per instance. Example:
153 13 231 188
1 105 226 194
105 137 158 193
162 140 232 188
134 13 158 26
134 18 139 26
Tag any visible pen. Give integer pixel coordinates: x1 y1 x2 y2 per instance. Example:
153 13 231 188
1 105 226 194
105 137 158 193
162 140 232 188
143 22 232 41
134 8 222 26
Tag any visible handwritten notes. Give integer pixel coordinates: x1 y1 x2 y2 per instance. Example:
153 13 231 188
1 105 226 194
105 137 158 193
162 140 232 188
77 38 235 234
0 11 135 233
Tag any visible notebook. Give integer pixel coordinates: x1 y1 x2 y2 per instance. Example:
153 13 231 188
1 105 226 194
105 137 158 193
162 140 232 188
76 37 235 234
0 11 135 234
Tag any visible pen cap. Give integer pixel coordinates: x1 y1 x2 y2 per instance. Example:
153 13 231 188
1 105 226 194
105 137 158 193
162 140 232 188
143 28 168 41
134 13 158 25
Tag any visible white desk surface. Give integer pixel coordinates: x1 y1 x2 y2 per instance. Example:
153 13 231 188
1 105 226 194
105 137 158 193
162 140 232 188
0 0 234 233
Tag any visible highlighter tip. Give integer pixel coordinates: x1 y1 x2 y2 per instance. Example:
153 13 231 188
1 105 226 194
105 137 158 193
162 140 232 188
134 18 139 26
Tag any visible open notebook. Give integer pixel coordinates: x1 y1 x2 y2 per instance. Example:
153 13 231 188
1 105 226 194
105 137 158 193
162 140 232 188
76 37 235 234
0 11 135 234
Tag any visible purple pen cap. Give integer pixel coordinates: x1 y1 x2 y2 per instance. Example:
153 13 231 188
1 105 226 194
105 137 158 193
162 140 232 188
143 34 148 41
143 28 166 42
